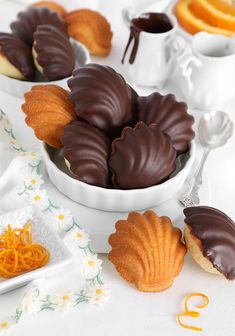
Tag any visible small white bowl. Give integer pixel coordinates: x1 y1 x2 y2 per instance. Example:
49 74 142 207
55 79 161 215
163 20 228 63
0 39 90 98
0 206 72 294
41 141 196 212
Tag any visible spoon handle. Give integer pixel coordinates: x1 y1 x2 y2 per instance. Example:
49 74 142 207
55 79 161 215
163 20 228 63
179 148 210 207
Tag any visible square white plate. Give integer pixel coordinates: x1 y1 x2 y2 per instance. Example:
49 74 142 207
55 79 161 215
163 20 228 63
0 206 72 294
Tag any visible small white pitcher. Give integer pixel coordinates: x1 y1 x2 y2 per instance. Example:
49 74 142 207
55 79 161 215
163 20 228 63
122 14 184 89
177 32 235 110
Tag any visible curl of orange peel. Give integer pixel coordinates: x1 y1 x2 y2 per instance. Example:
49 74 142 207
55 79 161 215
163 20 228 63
0 223 49 279
177 293 209 331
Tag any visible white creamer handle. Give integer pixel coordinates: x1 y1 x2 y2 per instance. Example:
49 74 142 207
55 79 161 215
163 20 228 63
122 0 157 27
167 35 186 65
170 35 186 58
179 54 202 91
122 6 134 27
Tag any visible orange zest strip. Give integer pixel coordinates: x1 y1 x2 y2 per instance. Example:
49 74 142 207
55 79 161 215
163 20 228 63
177 293 209 332
0 223 49 279
185 292 209 311
178 311 202 332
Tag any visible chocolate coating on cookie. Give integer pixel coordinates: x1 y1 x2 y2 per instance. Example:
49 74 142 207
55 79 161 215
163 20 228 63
67 64 133 134
136 93 195 154
108 122 176 189
34 25 75 80
184 206 235 280
62 121 111 188
11 7 67 46
0 32 34 80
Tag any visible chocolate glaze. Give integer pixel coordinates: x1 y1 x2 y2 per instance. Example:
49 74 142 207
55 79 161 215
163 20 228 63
0 32 34 80
34 25 75 81
122 12 172 64
11 7 67 46
62 121 111 188
136 92 195 154
108 122 176 189
68 64 134 134
184 206 235 280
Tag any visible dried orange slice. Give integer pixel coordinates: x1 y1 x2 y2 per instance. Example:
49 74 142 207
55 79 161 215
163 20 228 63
176 0 234 36
190 0 235 31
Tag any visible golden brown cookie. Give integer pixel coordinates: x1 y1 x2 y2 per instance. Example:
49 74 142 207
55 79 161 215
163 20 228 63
22 84 76 148
109 210 187 292
65 9 113 56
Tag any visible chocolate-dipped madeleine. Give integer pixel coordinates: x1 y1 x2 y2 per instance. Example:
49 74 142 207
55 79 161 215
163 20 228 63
62 121 111 188
136 92 195 154
10 7 67 46
184 206 235 280
0 33 34 80
108 122 176 189
67 64 134 134
33 25 75 81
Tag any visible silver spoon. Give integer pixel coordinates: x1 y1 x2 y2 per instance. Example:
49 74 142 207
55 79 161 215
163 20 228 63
179 110 233 207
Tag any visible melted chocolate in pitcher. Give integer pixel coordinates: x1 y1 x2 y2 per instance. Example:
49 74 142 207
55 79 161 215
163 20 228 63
122 13 173 64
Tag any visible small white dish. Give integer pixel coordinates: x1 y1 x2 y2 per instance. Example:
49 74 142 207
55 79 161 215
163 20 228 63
0 39 90 98
41 141 196 213
0 206 72 294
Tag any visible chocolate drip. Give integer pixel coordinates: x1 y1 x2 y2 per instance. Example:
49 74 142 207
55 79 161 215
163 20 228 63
122 12 172 64
184 206 235 280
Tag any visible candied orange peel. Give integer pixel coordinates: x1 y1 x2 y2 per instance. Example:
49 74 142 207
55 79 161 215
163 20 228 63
0 223 49 279
177 292 209 332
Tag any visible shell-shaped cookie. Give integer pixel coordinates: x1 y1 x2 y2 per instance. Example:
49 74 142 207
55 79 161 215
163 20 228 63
61 121 111 188
22 84 76 148
10 7 67 46
136 92 195 154
0 33 34 80
31 1 67 17
33 25 75 81
184 206 235 280
108 122 176 189
65 9 112 56
67 63 133 134
108 210 187 292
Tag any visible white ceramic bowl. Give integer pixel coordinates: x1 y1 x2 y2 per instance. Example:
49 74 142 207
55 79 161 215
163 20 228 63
0 206 72 294
41 141 196 212
0 40 90 97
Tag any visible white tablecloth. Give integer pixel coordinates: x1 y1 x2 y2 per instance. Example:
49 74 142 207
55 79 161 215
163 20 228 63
1 0 235 335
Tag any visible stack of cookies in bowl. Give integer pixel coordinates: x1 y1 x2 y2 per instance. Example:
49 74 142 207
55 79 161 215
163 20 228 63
21 63 196 212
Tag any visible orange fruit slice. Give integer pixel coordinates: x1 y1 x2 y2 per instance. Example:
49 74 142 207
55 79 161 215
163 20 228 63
190 0 235 31
207 0 235 16
175 0 234 36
